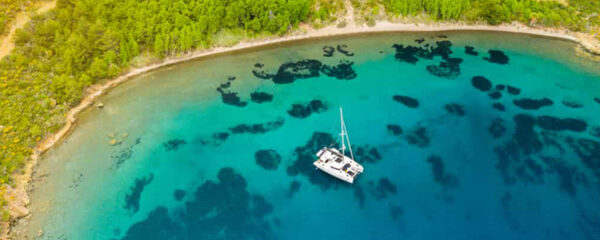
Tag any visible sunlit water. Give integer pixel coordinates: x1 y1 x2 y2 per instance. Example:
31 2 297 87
16 32 600 240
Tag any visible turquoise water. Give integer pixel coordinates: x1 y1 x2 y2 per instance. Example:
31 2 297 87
18 32 600 240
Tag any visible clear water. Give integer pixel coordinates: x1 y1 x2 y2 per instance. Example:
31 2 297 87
18 32 600 240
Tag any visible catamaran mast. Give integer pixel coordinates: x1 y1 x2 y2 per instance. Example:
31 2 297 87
339 107 355 160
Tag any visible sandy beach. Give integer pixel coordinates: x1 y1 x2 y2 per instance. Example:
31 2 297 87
2 18 600 238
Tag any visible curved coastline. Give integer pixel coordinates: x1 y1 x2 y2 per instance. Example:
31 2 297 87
4 21 600 237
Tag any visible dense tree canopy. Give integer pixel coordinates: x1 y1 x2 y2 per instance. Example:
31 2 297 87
0 0 33 34
380 0 599 30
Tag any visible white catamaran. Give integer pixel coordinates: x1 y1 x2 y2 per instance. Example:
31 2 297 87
314 107 364 183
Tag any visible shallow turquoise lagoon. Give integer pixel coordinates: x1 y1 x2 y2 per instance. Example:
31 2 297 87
19 32 600 240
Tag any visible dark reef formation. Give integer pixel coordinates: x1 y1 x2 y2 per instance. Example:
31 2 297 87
367 177 397 200
229 118 285 134
389 204 404 221
322 46 335 57
471 76 492 92
392 40 462 78
562 99 582 109
493 103 506 112
492 113 592 196
250 91 273 103
254 149 282 170
590 126 600 138
198 132 230 146
120 168 274 240
541 156 587 196
173 190 186 201
252 59 357 84
163 139 186 151
387 124 403 136
124 173 154 214
393 95 419 108
336 44 354 56
488 91 502 100
216 76 247 107
513 98 553 110
111 137 142 170
405 127 429 148
568 138 600 179
489 118 506 139
444 103 465 116
426 155 459 188
506 85 521 95
354 145 382 164
535 116 587 132
465 46 478 56
287 100 328 118
484 50 509 64
287 180 301 198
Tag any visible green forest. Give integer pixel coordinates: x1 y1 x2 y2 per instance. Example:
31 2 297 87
0 0 599 220
0 0 32 34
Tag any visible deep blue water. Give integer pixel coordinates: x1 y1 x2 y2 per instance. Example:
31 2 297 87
21 32 600 240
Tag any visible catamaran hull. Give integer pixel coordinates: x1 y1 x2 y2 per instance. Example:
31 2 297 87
314 148 364 184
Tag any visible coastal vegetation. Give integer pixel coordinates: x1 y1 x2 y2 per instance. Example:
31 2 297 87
0 0 599 225
0 0 33 34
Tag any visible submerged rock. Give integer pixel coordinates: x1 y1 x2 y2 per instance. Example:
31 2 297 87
287 100 328 118
426 57 462 78
229 118 284 134
252 59 357 84
120 168 275 239
471 76 492 92
392 40 462 78
387 124 403 136
426 155 459 188
393 95 419 108
368 177 397 200
287 180 301 198
536 116 587 132
254 149 282 170
405 127 429 147
336 44 354 56
506 85 521 95
484 50 509 64
493 102 506 112
163 139 186 151
513 98 553 110
488 91 502 100
250 91 273 103
322 46 335 57
489 118 506 138
173 190 186 201
124 173 154 213
562 99 583 109
444 103 465 116
465 46 478 56
354 145 382 164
